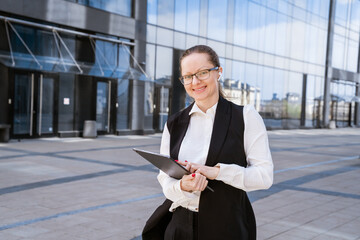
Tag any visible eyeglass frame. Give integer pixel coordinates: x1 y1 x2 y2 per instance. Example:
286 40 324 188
179 66 219 85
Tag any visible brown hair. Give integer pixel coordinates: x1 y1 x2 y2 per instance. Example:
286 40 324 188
179 45 225 98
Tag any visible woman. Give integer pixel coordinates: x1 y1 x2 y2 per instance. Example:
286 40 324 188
143 45 273 240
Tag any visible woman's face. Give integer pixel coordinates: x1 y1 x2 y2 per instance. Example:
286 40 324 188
180 53 221 104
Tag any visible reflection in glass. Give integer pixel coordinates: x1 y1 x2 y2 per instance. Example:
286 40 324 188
332 34 345 69
275 12 287 56
207 0 227 41
247 2 260 50
146 44 156 80
174 0 186 32
350 1 360 31
96 81 109 131
117 79 129 129
186 0 200 35
290 19 306 61
147 0 158 24
78 0 132 17
119 44 131 71
13 74 32 135
305 25 318 64
39 77 54 134
96 39 117 68
264 9 277 54
347 40 358 72
155 46 173 81
144 82 154 129
284 72 302 128
157 0 174 28
330 80 356 127
234 0 248 46
335 0 348 26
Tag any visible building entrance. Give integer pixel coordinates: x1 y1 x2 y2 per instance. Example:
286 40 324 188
11 70 58 137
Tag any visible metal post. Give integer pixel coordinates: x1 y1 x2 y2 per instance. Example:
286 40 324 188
300 74 307 127
322 0 336 128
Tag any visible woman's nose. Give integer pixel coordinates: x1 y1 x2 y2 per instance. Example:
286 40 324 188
192 76 201 84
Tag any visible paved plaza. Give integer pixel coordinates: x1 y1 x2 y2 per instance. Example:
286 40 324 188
0 128 359 240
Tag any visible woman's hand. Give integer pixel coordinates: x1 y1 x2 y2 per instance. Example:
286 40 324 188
180 173 208 192
177 160 220 180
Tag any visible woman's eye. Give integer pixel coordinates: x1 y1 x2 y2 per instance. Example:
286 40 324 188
198 71 207 76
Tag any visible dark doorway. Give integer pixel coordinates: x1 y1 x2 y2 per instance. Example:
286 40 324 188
10 70 58 138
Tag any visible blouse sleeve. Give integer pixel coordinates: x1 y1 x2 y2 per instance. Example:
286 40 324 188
157 124 198 202
215 105 274 192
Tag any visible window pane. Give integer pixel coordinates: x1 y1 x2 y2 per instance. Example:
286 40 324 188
155 46 173 81
207 0 227 41
118 44 130 71
335 0 348 26
174 0 186 32
186 0 200 35
84 0 132 16
290 20 305 61
95 39 117 69
147 0 158 24
117 79 129 129
233 0 248 46
350 1 360 31
347 40 359 72
146 44 156 80
264 8 277 54
275 13 288 56
158 0 174 28
332 34 345 69
246 2 260 50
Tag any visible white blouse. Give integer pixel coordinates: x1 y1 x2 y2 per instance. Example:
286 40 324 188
157 103 273 212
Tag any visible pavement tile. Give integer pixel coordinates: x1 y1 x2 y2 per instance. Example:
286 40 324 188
0 128 359 239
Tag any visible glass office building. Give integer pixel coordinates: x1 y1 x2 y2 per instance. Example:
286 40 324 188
0 0 359 139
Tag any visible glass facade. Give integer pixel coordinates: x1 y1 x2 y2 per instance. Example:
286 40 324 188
333 0 360 72
68 0 132 17
0 16 133 134
146 0 360 129
0 0 359 139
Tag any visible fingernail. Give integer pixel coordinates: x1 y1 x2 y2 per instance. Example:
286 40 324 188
192 173 195 177
175 160 178 162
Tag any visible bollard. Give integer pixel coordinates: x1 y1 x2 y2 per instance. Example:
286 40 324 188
83 120 97 138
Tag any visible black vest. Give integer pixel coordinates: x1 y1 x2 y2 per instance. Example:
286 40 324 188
142 97 256 240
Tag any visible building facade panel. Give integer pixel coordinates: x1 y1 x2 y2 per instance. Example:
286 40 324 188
0 0 359 140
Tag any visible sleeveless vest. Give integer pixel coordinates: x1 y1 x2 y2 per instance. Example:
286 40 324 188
142 97 256 240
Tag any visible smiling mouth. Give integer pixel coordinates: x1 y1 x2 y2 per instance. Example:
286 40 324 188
193 86 206 92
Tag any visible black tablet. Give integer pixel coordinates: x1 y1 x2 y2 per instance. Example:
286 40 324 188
133 148 214 192
133 148 189 179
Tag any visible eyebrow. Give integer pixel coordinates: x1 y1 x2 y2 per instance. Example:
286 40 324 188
183 66 213 75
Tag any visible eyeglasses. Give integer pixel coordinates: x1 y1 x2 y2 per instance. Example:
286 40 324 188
179 66 219 85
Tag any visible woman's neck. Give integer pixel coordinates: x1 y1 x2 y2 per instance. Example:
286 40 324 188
195 95 219 113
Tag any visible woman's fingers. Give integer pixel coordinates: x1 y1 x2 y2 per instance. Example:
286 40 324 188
193 173 208 191
180 173 209 192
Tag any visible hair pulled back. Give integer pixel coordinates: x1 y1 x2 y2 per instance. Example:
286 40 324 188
180 45 220 73
180 45 225 98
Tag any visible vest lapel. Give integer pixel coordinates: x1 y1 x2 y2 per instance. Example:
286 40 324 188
169 102 193 160
205 97 231 167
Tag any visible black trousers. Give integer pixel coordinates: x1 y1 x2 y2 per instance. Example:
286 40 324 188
164 207 199 240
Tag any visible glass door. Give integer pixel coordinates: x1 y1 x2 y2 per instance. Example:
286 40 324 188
12 71 57 137
13 73 33 135
96 81 110 132
37 75 55 135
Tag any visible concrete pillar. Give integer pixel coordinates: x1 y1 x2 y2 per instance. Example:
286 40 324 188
131 0 149 133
